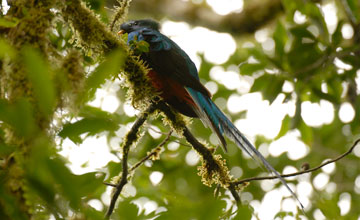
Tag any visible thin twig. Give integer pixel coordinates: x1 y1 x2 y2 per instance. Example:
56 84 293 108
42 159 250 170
103 131 171 188
104 182 117 187
339 0 358 26
145 125 193 148
155 101 219 168
110 0 131 31
129 130 172 172
145 124 170 135
233 138 360 185
293 49 359 75
338 0 360 43
228 182 240 202
105 104 156 218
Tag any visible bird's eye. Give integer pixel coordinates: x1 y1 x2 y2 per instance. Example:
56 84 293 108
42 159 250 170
133 21 139 25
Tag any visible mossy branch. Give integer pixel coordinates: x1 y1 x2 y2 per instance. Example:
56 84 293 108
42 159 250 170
105 101 239 218
1 0 57 217
105 104 157 218
63 0 157 111
155 101 237 197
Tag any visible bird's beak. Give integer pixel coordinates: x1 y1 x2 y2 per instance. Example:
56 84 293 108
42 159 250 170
117 30 125 35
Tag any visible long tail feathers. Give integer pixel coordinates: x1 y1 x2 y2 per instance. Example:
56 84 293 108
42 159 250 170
186 88 305 212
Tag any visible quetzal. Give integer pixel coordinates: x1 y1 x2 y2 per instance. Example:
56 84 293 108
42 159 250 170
119 19 303 208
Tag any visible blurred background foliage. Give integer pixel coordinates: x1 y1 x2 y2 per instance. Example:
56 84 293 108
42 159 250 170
0 0 360 219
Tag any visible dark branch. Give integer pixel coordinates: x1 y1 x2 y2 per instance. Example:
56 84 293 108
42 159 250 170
338 0 360 43
155 101 219 169
233 138 360 186
104 131 172 188
129 130 172 172
145 125 193 148
123 0 283 35
105 104 156 218
228 183 241 203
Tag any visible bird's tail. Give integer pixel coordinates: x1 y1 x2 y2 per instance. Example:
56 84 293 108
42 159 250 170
186 88 304 211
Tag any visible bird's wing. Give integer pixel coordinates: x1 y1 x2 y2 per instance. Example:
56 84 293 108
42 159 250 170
136 28 211 97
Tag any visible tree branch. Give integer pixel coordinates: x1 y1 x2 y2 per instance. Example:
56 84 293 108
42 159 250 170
129 130 172 173
233 138 360 186
113 0 284 35
338 0 360 44
155 101 218 168
154 101 239 201
103 131 172 187
105 104 156 218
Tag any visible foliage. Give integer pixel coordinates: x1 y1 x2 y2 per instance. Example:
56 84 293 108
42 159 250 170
0 0 359 219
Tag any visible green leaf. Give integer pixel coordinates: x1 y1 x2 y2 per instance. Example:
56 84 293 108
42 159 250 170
26 140 104 211
156 192 225 220
79 105 116 118
245 47 268 64
0 16 19 28
233 205 253 220
105 161 122 181
239 62 266 75
59 117 119 144
311 87 339 104
26 173 57 208
0 39 16 59
317 197 341 219
85 49 125 100
82 206 105 220
275 115 292 139
137 40 150 53
0 98 36 138
0 178 28 220
332 20 344 46
22 46 56 116
346 0 360 23
287 41 323 73
281 0 298 13
71 172 105 198
273 21 288 62
301 3 329 41
281 0 303 21
250 74 284 103
47 159 104 209
25 139 60 214
298 119 313 145
289 24 316 40
115 199 140 219
274 211 294 218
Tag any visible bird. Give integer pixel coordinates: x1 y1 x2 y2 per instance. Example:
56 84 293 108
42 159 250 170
119 19 304 210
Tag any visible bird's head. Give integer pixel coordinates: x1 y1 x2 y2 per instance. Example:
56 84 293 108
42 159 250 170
119 19 160 34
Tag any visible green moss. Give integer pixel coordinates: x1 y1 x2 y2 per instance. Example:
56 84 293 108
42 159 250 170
57 49 85 110
1 1 56 217
63 0 121 53
197 154 232 188
121 55 157 111
4 0 56 127
149 146 163 161
64 0 158 113
109 0 132 31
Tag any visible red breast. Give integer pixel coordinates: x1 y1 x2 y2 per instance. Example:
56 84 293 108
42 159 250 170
147 70 196 106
